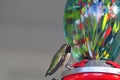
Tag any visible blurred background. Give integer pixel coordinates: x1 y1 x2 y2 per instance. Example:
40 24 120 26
0 0 120 80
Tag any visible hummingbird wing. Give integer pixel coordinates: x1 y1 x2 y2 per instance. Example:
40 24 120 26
45 53 65 77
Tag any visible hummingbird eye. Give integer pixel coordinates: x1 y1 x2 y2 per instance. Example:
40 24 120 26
63 45 68 51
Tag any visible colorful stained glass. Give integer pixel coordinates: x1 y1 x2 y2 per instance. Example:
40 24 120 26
64 0 120 61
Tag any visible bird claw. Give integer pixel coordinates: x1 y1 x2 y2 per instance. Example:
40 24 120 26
65 64 74 70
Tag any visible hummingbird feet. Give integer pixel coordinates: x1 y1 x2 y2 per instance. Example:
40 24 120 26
65 63 74 70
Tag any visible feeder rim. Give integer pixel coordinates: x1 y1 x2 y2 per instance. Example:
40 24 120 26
61 67 120 78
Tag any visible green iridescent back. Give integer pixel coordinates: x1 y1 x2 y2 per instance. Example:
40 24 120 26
64 0 120 61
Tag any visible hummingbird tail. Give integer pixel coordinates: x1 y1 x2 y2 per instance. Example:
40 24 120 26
45 73 49 77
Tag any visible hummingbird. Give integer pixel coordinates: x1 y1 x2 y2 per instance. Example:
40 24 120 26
45 44 71 77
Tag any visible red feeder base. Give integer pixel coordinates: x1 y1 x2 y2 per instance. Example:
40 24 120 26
61 60 120 80
63 73 120 80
